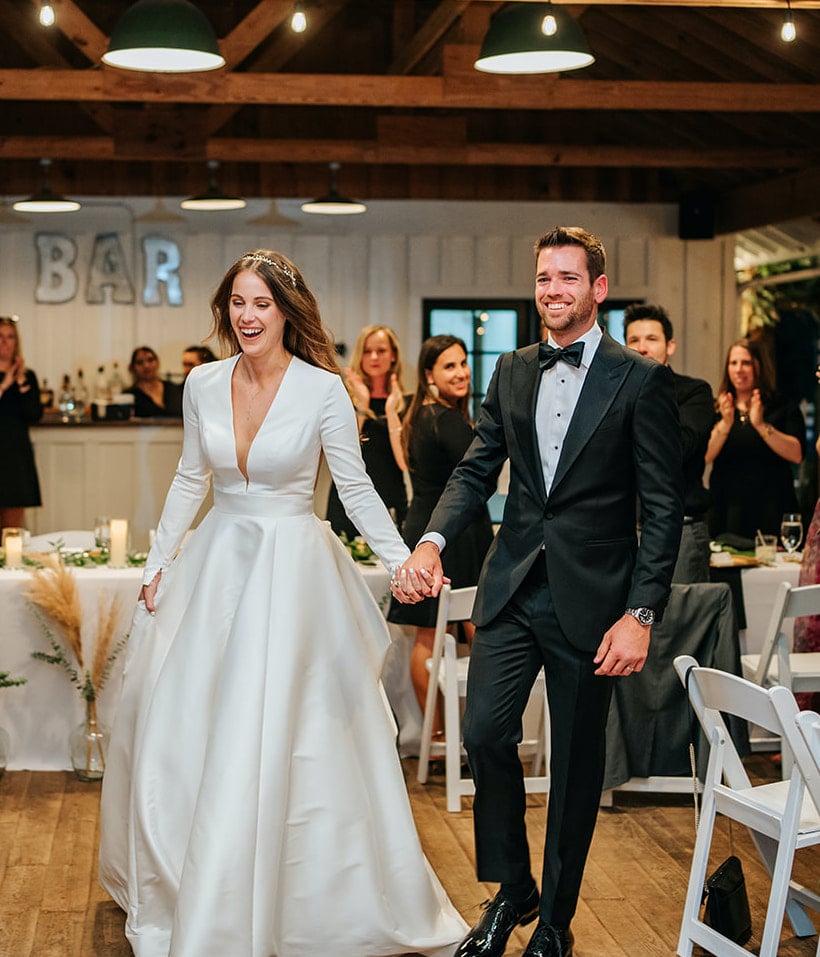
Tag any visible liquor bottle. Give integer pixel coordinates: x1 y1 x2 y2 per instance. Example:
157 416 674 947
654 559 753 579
57 374 76 423
74 368 90 415
95 365 109 401
108 361 124 397
39 378 54 411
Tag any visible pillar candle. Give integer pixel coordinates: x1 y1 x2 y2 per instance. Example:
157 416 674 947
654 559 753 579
4 534 23 569
109 519 128 567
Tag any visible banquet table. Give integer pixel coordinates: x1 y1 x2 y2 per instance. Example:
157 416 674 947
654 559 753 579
0 559 420 771
710 554 801 655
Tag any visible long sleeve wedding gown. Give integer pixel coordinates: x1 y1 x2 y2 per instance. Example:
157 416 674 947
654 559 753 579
98 355 466 957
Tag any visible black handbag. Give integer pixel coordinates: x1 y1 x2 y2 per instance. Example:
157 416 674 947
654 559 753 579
702 854 752 945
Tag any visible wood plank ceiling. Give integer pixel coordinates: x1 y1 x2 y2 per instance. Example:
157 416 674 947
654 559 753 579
0 0 817 234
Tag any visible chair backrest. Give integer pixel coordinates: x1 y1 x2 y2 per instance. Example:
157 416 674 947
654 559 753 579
675 654 788 790
794 710 820 816
428 585 477 670
753 582 820 685
421 585 477 732
676 654 820 810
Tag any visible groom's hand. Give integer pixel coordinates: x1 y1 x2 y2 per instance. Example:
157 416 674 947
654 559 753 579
390 541 448 603
593 615 650 677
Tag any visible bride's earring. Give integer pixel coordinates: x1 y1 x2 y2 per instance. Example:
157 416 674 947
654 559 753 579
427 381 439 398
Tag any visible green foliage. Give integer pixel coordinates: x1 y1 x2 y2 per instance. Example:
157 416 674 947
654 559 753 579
0 670 26 689
738 255 820 332
28 604 128 703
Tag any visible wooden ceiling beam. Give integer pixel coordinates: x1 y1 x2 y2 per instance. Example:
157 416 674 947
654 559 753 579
1 68 818 112
29 0 108 65
472 0 820 7
219 0 292 69
387 0 471 75
721 167 820 231
0 135 809 170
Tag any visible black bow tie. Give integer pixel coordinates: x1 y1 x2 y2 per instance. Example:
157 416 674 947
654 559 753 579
539 340 585 371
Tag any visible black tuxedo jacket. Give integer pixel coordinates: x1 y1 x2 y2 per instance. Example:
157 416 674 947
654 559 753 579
426 334 684 651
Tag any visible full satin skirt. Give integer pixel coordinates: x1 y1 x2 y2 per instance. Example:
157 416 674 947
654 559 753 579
99 502 466 957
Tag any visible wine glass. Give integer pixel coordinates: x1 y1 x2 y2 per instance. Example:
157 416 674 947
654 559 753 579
780 512 803 559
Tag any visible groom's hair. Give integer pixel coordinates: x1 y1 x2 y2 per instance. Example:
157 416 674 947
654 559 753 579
533 226 606 282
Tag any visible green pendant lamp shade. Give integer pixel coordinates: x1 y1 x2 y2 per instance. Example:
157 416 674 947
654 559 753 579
102 0 225 73
475 3 594 75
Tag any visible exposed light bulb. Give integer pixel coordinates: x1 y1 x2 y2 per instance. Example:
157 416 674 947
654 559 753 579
780 13 796 41
39 1 55 27
291 4 307 33
541 14 558 37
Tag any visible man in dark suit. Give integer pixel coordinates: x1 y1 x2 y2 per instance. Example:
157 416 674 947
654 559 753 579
623 303 713 583
392 227 683 957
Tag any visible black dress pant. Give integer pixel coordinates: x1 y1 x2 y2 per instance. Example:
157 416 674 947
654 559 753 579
462 558 614 927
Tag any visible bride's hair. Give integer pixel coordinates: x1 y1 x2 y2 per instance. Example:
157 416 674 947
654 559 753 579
209 250 341 376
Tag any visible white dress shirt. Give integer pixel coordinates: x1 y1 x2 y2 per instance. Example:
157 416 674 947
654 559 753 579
536 322 602 495
420 323 602 555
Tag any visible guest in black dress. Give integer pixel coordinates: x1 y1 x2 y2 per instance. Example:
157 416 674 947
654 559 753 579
125 346 183 418
707 337 805 541
0 315 42 530
325 325 409 536
388 335 493 736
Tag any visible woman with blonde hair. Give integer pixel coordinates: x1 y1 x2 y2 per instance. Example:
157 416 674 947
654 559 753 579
99 251 466 957
326 323 409 536
0 315 42 530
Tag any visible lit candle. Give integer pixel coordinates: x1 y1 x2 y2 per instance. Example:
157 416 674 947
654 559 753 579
4 534 23 569
109 519 128 567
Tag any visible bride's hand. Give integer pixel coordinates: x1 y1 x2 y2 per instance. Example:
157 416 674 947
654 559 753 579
140 571 162 613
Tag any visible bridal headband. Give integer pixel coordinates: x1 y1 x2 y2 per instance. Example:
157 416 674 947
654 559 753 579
242 253 298 289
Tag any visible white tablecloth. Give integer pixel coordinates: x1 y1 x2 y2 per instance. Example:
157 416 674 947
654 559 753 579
736 557 801 656
0 561 421 770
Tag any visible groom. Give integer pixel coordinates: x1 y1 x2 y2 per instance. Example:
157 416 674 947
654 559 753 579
396 226 683 957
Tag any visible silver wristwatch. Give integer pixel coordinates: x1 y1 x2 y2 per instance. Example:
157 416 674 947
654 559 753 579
625 606 655 626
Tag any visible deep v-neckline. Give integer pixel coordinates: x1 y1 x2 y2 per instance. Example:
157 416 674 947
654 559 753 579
230 354 294 485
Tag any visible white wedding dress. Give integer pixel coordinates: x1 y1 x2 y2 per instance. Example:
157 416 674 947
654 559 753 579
98 356 466 957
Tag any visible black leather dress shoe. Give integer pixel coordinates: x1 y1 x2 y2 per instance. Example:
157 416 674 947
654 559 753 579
521 921 574 957
454 888 540 957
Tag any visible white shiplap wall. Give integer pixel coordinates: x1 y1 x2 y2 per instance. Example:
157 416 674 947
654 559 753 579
0 198 739 395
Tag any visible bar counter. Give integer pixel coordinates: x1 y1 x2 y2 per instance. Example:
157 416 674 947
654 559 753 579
29 417 210 551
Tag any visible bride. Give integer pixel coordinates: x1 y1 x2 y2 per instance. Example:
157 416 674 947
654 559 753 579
98 250 466 957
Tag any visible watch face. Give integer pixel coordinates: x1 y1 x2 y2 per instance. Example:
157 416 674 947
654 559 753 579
628 607 655 625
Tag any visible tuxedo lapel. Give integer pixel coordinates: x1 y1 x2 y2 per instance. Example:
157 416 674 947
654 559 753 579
510 344 548 502
549 335 631 496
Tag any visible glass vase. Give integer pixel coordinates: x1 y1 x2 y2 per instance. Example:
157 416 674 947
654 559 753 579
69 699 109 782
0 726 9 779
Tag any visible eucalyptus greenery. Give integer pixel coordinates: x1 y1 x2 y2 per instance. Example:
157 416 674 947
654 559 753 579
0 671 26 689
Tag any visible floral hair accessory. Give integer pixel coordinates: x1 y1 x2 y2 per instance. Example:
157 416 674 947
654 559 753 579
243 254 297 289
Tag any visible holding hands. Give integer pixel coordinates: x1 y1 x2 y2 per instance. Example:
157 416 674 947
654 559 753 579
390 541 448 604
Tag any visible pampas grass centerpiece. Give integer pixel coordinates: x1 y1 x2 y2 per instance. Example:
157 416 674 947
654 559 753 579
26 555 128 780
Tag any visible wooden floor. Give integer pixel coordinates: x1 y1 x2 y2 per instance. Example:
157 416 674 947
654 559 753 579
0 755 817 957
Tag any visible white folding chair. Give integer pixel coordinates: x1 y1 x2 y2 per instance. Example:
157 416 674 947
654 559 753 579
740 581 820 774
417 584 549 812
795 711 820 776
674 654 820 957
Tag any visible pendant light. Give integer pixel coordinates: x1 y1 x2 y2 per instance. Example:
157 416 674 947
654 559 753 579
181 161 246 211
102 0 225 74
38 1 55 27
301 163 366 216
475 2 594 75
13 159 80 213
780 0 797 42
247 201 300 227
